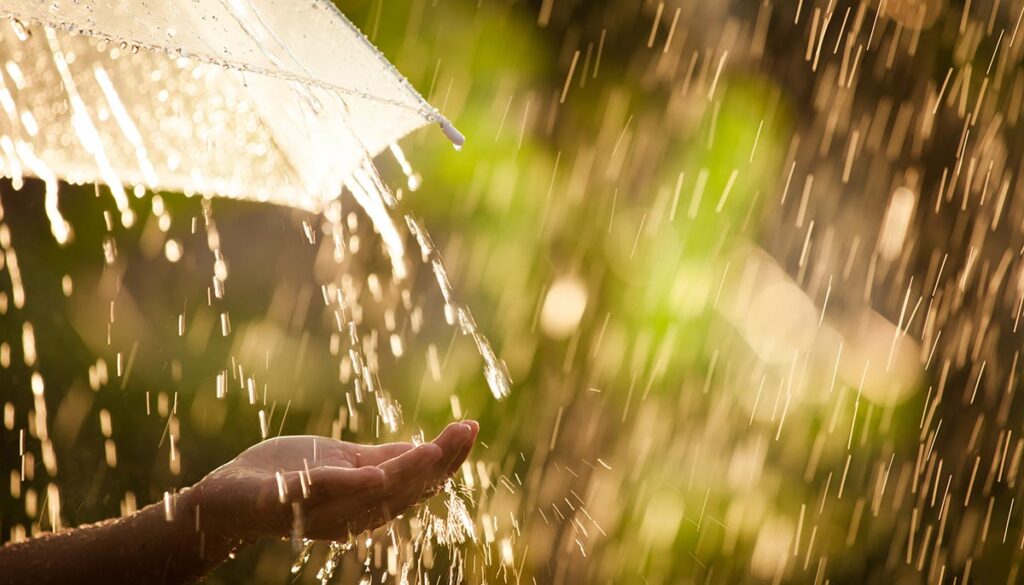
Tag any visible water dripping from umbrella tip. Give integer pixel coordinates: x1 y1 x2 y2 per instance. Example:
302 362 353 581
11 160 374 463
439 118 465 151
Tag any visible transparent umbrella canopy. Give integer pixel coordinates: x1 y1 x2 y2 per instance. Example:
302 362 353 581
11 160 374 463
0 0 462 242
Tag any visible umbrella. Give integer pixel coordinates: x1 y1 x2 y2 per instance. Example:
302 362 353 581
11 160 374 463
0 0 511 399
0 0 462 245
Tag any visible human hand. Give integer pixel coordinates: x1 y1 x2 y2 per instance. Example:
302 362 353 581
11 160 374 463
187 420 479 541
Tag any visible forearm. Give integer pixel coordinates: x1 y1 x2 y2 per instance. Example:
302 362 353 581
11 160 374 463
0 489 250 585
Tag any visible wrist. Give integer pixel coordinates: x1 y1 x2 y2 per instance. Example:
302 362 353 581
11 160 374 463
173 486 254 565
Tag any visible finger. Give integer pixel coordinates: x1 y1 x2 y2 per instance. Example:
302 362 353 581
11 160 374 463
461 419 480 437
430 422 473 458
378 443 443 489
431 422 474 474
288 426 477 541
350 442 415 467
307 465 385 496
445 421 479 475
300 500 384 540
295 484 389 540
375 477 444 525
377 443 452 508
279 465 384 503
377 426 472 514
247 436 349 469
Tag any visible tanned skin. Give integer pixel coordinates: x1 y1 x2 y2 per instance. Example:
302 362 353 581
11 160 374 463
0 420 479 585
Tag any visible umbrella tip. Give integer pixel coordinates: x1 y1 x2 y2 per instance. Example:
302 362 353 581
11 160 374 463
439 118 465 151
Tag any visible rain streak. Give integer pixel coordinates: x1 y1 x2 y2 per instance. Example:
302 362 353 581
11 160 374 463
3 0 1024 583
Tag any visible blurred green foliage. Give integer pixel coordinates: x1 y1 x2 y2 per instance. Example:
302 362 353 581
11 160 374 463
0 0 957 583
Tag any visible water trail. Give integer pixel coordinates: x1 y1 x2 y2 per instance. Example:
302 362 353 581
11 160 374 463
406 215 512 399
389 143 422 192
91 64 159 188
44 28 133 227
289 539 315 574
344 169 408 281
315 539 354 583
14 143 68 244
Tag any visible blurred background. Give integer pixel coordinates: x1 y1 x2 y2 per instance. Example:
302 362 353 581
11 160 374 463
5 0 1024 582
